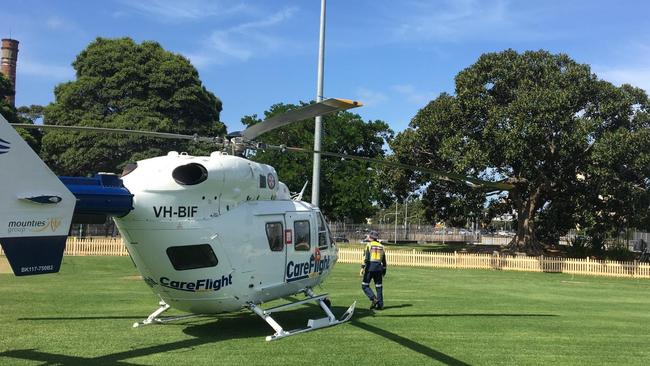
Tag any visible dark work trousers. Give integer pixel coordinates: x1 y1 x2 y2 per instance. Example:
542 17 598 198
361 270 383 305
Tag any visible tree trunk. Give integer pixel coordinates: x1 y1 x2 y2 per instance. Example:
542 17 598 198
508 186 544 254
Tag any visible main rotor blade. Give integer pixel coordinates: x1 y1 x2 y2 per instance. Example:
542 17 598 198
12 124 219 143
241 98 362 140
270 145 514 191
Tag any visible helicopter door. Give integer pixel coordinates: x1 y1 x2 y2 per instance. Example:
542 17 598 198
284 211 315 283
261 217 287 288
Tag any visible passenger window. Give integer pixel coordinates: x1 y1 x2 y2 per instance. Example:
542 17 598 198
294 220 311 251
266 222 284 251
166 244 218 271
318 213 330 249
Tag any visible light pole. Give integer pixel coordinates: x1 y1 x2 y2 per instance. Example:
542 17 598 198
383 213 397 223
394 201 398 244
403 194 416 240
404 197 408 240
383 212 398 242
311 0 326 206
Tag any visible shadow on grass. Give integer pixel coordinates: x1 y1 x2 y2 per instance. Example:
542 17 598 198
2 314 268 366
19 316 144 321
378 303 413 310
1 304 514 366
380 313 558 318
350 320 471 366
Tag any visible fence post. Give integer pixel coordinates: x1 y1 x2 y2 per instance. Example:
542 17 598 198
454 251 457 269
412 249 416 266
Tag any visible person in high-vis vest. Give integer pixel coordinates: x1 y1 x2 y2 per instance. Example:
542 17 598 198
360 232 387 310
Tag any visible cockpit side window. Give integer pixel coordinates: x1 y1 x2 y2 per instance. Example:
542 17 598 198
294 220 311 251
266 222 284 252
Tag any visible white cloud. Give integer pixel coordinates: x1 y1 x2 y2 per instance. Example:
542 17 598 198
593 42 650 93
596 67 650 93
356 87 388 107
389 0 545 43
119 0 249 21
17 59 75 81
355 84 435 115
189 7 298 65
183 53 213 69
43 15 82 33
46 16 66 30
393 84 436 105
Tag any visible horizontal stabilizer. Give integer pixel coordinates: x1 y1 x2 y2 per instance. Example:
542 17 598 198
1 236 67 276
0 114 76 276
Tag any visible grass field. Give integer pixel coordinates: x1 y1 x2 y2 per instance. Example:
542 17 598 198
1 257 649 365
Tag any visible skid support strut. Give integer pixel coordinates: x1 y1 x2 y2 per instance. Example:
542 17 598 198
248 289 356 341
133 300 203 328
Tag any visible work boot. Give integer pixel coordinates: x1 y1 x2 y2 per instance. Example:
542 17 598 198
375 303 384 310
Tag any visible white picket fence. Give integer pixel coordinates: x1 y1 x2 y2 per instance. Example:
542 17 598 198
63 237 129 256
0 237 129 257
2 237 649 279
337 247 650 279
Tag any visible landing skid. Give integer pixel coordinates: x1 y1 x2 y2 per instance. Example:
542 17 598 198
132 300 203 328
132 291 356 341
248 288 356 341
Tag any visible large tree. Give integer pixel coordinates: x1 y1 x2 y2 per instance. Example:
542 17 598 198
1 74 42 149
242 102 393 222
17 104 45 124
391 50 650 253
43 37 224 176
572 127 650 250
0 74 18 123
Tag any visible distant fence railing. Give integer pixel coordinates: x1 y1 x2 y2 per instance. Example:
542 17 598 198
2 238 649 279
64 237 129 256
337 247 650 279
329 223 650 250
0 237 129 257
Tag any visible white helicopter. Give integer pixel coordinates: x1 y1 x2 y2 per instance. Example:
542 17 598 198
0 98 367 341
0 99 512 341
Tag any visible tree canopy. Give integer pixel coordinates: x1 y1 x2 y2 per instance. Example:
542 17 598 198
42 37 224 176
0 74 43 149
391 49 650 253
242 102 393 222
0 74 18 123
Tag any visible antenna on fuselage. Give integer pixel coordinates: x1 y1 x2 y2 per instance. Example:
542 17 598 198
292 181 309 201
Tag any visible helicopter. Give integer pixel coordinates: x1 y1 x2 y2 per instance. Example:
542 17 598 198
0 98 368 341
0 98 513 341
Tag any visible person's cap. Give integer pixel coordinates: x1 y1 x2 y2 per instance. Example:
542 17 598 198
368 231 379 240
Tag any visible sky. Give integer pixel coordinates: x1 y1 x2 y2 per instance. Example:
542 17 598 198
2 0 650 134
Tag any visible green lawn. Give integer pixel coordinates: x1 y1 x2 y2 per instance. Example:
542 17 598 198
1 257 649 365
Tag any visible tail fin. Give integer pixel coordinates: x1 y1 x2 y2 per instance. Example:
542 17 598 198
0 114 76 276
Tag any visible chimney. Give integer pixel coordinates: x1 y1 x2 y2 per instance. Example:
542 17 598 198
1 38 19 106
